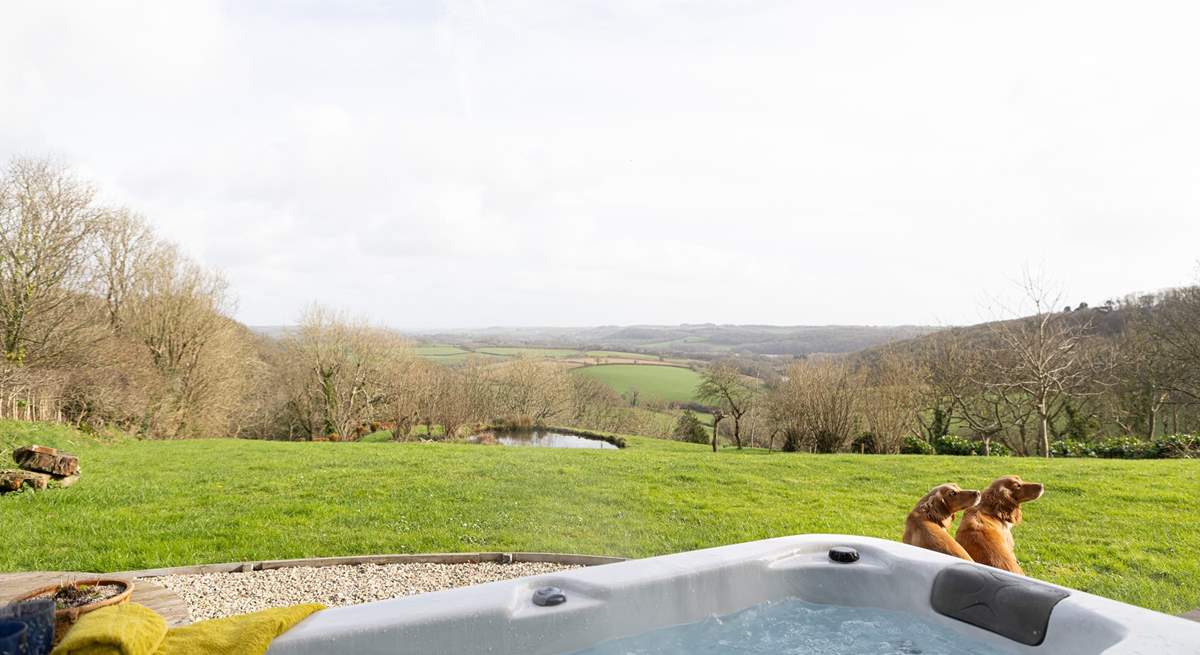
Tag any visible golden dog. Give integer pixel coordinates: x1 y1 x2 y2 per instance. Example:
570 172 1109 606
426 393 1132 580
903 483 982 560
955 475 1045 574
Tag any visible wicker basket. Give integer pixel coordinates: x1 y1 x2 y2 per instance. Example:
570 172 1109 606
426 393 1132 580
16 578 134 643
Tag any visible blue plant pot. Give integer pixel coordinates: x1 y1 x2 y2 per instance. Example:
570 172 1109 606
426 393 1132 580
0 599 54 655
0 620 28 655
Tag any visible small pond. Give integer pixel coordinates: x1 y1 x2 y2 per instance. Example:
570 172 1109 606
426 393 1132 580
470 430 618 450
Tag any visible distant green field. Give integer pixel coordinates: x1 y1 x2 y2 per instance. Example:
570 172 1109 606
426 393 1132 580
574 364 703 403
475 347 580 358
636 336 726 351
637 339 685 349
585 350 663 361
413 345 469 356
427 352 506 364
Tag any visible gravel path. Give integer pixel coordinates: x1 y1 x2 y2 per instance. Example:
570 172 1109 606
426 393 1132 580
149 562 580 621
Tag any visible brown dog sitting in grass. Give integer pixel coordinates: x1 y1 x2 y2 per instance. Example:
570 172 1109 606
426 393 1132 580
903 483 982 560
955 475 1045 574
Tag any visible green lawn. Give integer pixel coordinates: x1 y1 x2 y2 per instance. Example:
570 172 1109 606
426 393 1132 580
1 421 1197 614
573 364 703 403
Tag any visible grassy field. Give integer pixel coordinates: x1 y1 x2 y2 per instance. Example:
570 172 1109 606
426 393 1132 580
474 347 580 358
426 352 507 364
412 345 470 357
584 351 664 361
574 364 703 403
1 421 1196 613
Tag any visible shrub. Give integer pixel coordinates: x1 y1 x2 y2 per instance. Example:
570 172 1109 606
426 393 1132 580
675 401 715 414
900 435 935 455
781 429 803 452
850 432 880 454
1049 435 1196 459
932 434 974 455
982 440 1011 456
672 410 710 444
932 435 1010 456
490 415 535 431
1093 436 1162 459
909 433 1197 459
1155 434 1199 458
1051 439 1096 458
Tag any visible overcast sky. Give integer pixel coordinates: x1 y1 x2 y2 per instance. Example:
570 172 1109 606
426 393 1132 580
3 1 1198 328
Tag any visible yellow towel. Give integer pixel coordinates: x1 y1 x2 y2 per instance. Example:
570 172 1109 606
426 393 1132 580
154 604 324 655
50 603 323 655
51 603 167 655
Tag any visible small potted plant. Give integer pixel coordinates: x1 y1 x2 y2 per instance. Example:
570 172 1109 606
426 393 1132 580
17 578 134 641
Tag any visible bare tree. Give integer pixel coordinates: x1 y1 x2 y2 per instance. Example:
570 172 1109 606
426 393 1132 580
915 331 1006 454
277 306 406 439
94 209 155 330
567 375 628 433
696 361 758 449
492 358 572 425
857 351 924 453
1143 284 1200 402
122 244 252 437
986 277 1108 456
710 408 725 452
385 354 434 440
770 359 859 453
1104 285 1200 437
0 157 103 365
737 405 778 449
427 359 493 439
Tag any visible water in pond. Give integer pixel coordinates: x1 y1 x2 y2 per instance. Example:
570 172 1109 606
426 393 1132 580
568 597 1007 655
473 430 617 449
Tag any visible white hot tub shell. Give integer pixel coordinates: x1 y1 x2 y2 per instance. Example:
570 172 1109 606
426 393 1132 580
267 535 1200 655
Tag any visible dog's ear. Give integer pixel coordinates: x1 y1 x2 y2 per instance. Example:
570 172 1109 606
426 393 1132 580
921 487 953 525
983 478 1020 523
933 492 950 520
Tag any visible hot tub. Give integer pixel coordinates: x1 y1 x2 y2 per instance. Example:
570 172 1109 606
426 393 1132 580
266 535 1200 654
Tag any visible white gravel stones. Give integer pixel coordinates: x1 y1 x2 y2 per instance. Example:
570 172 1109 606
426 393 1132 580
148 561 580 621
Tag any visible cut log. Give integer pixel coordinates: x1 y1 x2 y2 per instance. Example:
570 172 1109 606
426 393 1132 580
52 473 81 488
0 469 50 492
13 445 79 476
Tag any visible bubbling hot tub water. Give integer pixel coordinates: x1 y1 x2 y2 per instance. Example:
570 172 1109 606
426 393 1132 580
568 597 1006 655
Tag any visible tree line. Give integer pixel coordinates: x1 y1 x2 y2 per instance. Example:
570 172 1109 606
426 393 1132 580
5 156 1197 454
0 156 669 441
689 277 1200 457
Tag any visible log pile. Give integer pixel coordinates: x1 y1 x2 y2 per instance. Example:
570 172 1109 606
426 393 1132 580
0 469 48 492
0 444 80 492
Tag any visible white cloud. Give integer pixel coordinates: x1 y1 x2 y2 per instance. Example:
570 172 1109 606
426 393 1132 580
3 0 1198 328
